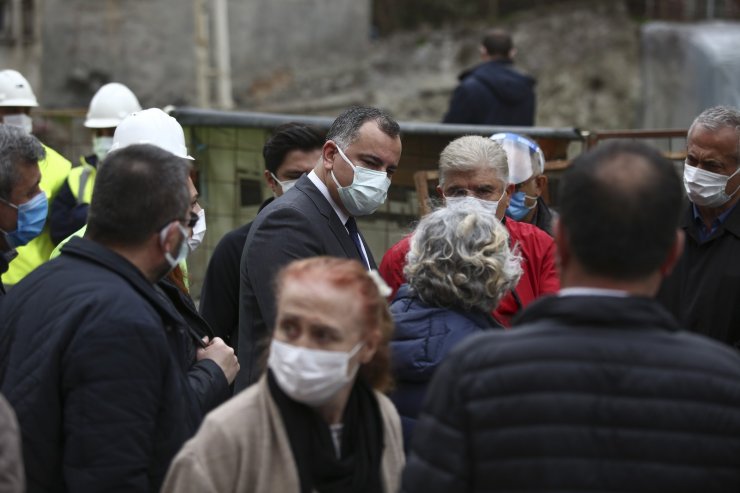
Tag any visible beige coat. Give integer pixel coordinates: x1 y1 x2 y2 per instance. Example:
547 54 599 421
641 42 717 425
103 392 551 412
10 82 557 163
162 377 404 493
0 394 24 493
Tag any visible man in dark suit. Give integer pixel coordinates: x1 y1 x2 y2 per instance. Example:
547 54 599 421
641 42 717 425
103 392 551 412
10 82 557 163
235 106 402 390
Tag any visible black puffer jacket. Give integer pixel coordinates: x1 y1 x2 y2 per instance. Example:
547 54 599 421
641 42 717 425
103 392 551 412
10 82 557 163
0 237 207 492
403 295 740 493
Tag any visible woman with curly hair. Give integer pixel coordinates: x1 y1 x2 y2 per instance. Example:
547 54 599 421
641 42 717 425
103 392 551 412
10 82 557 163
390 198 522 447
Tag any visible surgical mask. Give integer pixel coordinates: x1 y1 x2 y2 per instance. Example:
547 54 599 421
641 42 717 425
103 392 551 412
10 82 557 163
268 339 364 407
3 114 33 134
683 162 740 208
445 193 506 217
331 145 391 217
92 136 113 163
270 172 297 195
187 209 206 252
159 222 189 268
0 191 47 247
506 190 537 220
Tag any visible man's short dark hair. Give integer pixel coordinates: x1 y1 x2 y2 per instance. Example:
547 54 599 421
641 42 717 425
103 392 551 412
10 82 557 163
87 144 191 247
0 124 44 201
262 123 324 174
559 140 683 280
326 106 401 149
481 29 513 58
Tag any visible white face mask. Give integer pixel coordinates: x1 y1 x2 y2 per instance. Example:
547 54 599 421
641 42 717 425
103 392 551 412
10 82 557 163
330 145 391 217
268 339 363 407
92 136 113 163
683 162 740 208
3 114 32 134
159 222 189 268
445 193 506 218
187 209 206 252
270 172 298 195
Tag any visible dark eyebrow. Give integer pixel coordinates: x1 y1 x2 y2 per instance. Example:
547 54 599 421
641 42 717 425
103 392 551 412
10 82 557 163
309 322 342 336
357 153 385 167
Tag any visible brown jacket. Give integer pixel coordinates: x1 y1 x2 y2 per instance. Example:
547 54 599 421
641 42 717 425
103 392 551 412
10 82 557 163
162 376 404 493
0 394 24 492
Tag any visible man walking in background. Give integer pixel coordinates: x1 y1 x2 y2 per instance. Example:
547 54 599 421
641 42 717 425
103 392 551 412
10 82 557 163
443 29 536 126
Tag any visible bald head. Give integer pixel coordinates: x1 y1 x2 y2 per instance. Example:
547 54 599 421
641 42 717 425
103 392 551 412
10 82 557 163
559 140 682 280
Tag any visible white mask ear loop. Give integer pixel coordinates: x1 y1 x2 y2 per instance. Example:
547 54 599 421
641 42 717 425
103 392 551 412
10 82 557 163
330 143 356 189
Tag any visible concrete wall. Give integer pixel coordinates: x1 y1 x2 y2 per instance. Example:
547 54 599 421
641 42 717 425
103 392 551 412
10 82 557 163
39 0 370 110
641 21 740 128
41 0 196 109
228 0 370 105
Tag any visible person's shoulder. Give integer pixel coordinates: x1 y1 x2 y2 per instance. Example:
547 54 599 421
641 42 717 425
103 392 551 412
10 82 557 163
215 223 252 254
506 219 554 245
387 234 412 256
40 144 72 167
205 381 268 426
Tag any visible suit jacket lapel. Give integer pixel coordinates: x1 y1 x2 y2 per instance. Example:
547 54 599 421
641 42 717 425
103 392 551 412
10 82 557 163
295 176 368 264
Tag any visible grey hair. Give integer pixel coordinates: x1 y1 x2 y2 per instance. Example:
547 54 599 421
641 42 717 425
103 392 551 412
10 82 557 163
689 105 740 133
326 106 400 149
404 198 522 313
438 135 508 186
0 124 45 201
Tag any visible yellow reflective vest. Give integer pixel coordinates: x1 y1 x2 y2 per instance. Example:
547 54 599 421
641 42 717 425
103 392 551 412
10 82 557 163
4 144 72 286
68 156 96 204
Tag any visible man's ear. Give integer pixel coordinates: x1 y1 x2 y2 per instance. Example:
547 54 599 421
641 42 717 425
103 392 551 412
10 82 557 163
264 170 280 195
534 174 548 197
505 183 516 206
435 185 445 200
660 230 685 277
321 141 338 171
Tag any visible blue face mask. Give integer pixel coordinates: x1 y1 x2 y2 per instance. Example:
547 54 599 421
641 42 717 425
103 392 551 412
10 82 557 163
506 190 537 221
1 191 48 247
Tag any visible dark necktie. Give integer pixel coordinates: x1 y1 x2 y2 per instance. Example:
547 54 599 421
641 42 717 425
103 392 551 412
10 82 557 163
345 217 370 270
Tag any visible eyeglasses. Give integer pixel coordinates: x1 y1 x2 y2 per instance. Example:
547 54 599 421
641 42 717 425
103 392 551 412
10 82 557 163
444 186 505 202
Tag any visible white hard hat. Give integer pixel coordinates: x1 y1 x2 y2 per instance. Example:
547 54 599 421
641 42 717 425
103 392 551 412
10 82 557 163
109 108 193 160
0 70 38 107
85 82 142 129
490 132 546 185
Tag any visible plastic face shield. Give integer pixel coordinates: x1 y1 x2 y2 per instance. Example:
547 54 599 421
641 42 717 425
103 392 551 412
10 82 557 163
490 132 546 185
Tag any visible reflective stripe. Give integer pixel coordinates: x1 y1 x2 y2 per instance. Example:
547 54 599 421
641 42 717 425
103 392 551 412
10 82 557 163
77 167 92 205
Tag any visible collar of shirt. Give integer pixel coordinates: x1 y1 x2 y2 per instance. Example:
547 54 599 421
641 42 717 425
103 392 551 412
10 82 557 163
558 287 630 298
692 202 737 241
307 170 350 228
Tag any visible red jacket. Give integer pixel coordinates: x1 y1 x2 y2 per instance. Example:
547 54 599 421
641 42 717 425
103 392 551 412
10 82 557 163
379 219 559 327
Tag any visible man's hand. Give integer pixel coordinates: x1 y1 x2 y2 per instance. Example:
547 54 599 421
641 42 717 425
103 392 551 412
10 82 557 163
197 337 240 384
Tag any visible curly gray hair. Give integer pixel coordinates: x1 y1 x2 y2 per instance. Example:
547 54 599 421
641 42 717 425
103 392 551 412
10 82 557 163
404 197 522 313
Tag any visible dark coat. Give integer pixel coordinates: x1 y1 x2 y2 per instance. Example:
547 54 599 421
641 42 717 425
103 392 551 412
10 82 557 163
199 198 273 346
443 60 536 126
657 203 740 346
389 285 501 447
403 294 740 493
0 237 205 492
531 196 557 237
157 277 230 414
236 175 376 391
